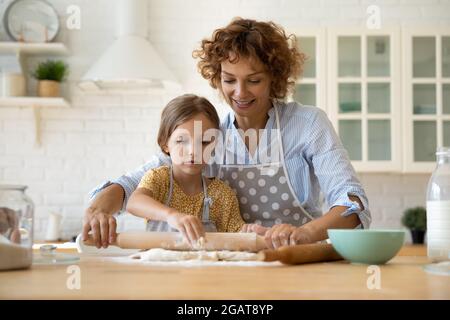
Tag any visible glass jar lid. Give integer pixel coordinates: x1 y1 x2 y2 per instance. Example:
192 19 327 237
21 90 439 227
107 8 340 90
33 244 80 265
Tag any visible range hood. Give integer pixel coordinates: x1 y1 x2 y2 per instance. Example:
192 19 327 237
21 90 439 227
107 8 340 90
79 0 178 91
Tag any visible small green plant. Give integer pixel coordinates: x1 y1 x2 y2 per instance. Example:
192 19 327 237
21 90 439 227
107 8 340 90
32 60 69 82
401 206 427 231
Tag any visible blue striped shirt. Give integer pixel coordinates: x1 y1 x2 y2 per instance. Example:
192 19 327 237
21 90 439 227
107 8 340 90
90 101 371 229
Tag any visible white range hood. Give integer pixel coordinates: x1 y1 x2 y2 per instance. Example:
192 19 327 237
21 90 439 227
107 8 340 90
79 0 177 91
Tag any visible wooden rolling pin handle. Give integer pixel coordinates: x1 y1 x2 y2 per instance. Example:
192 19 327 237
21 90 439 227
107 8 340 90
82 234 118 247
262 243 342 265
82 232 187 250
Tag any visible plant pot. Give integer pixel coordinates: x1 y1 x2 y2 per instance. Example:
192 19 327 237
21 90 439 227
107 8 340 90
410 229 426 244
2 73 26 97
37 80 60 97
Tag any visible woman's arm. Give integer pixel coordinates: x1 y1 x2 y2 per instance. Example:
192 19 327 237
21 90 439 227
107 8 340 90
83 152 170 248
296 195 363 243
308 108 371 229
264 195 363 248
82 183 124 249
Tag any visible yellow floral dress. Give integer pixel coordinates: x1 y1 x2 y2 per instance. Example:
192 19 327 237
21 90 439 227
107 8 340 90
137 166 244 232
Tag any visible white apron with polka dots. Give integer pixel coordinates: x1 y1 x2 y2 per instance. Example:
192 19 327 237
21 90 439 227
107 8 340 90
218 104 314 227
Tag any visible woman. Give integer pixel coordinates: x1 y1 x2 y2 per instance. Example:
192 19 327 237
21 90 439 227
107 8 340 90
83 18 371 249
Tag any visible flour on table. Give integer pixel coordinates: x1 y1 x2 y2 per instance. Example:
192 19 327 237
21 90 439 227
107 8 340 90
130 248 263 262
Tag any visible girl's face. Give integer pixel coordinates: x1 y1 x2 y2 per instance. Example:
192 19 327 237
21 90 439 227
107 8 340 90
165 113 217 176
220 54 272 119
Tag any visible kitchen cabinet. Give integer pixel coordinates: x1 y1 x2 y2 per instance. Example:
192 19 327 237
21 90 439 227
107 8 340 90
288 28 327 111
402 29 450 172
290 27 450 173
327 28 402 172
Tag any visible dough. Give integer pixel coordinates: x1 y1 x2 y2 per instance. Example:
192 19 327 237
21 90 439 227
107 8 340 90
130 248 263 262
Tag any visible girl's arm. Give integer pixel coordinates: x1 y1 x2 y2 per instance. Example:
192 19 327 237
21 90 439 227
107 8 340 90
126 188 205 244
127 188 176 221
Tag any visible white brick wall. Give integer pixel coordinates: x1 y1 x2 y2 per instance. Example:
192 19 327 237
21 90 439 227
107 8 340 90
1 0 449 241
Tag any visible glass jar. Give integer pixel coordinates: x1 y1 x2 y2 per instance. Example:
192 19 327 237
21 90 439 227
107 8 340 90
426 147 450 262
0 185 34 270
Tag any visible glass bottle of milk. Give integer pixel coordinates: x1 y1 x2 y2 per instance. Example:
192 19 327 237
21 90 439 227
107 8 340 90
426 147 450 262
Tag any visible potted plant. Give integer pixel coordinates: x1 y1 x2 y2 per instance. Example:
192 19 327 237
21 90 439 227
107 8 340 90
32 60 69 97
401 206 427 244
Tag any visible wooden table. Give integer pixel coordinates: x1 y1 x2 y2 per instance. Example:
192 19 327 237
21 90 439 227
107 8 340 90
0 245 449 299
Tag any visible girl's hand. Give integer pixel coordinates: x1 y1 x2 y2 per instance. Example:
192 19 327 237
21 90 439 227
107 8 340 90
264 224 314 249
240 224 255 233
240 224 269 236
167 212 205 246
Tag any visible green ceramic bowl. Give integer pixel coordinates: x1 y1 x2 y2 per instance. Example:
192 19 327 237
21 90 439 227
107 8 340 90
327 229 405 265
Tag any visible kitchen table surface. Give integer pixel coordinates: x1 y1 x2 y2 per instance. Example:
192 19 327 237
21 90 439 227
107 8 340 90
0 245 449 299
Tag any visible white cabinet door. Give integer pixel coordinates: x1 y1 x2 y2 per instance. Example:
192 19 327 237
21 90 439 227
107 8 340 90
403 28 450 173
287 28 327 112
328 28 401 172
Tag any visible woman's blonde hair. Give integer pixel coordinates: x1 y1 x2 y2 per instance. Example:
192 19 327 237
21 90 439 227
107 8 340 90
157 94 220 155
193 17 305 100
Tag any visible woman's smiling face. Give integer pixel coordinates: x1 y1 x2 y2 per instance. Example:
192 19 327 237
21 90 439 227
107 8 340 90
220 54 272 119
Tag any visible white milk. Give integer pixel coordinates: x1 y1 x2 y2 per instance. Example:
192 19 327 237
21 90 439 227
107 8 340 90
427 200 450 262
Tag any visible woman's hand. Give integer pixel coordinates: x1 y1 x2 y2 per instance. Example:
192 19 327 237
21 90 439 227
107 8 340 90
83 208 117 249
167 212 205 246
82 184 124 249
264 224 315 249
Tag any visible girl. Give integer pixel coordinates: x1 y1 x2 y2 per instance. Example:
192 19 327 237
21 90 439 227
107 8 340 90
126 94 251 245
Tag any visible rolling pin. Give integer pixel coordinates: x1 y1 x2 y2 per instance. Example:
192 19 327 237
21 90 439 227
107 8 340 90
83 231 267 252
261 243 343 265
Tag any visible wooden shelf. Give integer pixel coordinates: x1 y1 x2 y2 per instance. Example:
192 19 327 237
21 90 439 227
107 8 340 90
0 97 70 108
0 42 69 147
0 42 68 55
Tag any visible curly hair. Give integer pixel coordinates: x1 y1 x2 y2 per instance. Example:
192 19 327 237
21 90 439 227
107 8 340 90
193 18 305 100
